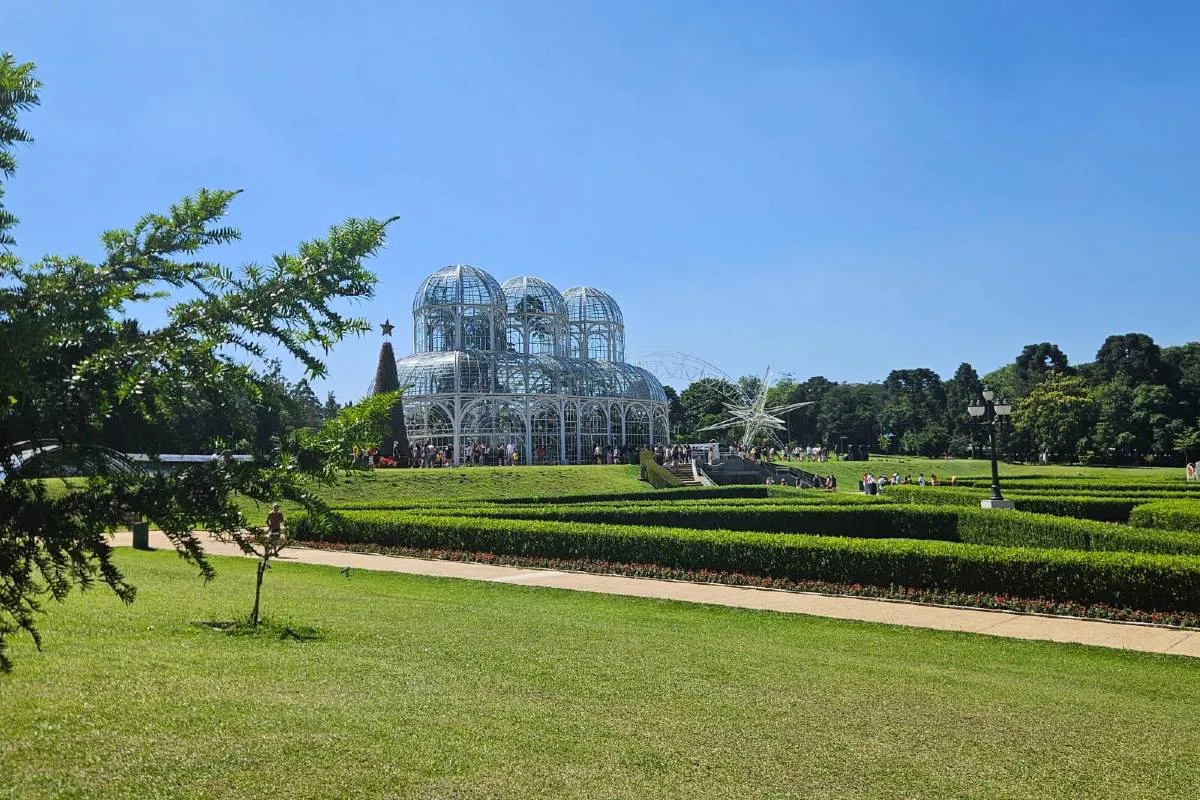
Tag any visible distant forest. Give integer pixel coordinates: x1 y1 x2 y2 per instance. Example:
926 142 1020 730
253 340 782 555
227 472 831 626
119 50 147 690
671 333 1200 466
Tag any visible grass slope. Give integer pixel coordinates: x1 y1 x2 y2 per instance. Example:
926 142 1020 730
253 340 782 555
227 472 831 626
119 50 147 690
2 550 1199 799
238 464 649 523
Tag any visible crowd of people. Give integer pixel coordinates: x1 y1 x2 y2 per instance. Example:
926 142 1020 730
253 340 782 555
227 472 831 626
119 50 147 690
353 440 644 468
857 471 956 494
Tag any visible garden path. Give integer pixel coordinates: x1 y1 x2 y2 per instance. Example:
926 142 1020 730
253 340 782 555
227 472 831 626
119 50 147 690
110 530 1200 659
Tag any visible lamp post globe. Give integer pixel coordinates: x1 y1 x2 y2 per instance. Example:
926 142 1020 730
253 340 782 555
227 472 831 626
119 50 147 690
969 385 1014 510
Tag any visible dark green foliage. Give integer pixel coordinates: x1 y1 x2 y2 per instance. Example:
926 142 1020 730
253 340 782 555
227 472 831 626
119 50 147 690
291 511 1200 613
371 339 409 465
885 486 1141 522
1130 500 1200 533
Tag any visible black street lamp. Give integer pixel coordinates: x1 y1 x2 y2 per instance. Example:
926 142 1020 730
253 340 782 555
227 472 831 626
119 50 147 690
967 385 1014 509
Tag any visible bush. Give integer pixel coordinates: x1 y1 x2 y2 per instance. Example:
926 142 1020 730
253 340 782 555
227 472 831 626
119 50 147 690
1131 501 1200 533
467 502 962 541
290 511 1200 613
884 486 1141 523
497 485 769 504
461 500 1200 556
954 508 1200 555
953 478 1197 493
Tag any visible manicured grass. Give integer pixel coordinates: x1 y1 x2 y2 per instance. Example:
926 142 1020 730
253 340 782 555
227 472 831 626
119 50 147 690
3 550 1199 799
771 455 1182 491
237 464 649 523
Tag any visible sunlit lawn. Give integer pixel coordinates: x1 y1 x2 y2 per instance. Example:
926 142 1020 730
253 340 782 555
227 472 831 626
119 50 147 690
769 455 1182 490
236 464 649 523
2 550 1198 799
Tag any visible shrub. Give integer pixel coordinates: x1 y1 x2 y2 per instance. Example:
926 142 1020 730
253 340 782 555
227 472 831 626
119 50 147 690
884 486 1141 523
1131 501 1200 533
496 485 769 504
290 511 1200 613
639 450 682 488
463 500 1200 556
466 502 962 541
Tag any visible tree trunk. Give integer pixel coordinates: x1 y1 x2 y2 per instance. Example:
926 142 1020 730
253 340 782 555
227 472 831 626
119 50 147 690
250 559 266 627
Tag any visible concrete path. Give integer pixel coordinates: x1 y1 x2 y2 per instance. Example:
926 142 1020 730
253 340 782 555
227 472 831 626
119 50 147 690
111 531 1200 659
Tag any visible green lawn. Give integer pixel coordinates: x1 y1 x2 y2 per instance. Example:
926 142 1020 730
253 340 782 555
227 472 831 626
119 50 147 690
237 464 648 523
3 550 1199 799
772 455 1183 490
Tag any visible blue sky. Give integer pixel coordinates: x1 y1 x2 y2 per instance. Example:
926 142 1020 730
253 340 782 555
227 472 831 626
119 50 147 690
8 1 1199 399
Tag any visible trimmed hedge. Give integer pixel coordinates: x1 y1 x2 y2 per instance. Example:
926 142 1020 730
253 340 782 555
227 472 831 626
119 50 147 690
639 449 682 488
468 502 962 541
497 485 770 505
884 486 1141 523
454 499 1200 556
291 510 1200 613
1131 500 1200 533
953 478 1198 493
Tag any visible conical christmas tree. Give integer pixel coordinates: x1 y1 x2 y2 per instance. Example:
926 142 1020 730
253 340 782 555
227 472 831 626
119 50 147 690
373 332 410 467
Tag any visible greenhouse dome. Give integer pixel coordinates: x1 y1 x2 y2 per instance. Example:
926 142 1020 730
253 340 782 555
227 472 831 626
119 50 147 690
394 266 669 465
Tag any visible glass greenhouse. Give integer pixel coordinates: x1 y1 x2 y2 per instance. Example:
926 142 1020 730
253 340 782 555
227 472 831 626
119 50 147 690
396 265 670 464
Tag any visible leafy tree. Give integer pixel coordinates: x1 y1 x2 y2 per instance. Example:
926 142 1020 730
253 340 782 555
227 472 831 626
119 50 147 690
323 391 342 419
0 56 397 669
1012 375 1094 461
679 378 739 440
816 382 882 451
662 385 685 431
944 362 983 455
880 368 947 454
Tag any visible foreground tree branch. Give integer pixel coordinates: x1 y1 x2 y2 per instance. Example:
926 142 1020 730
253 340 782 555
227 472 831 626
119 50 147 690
0 54 397 670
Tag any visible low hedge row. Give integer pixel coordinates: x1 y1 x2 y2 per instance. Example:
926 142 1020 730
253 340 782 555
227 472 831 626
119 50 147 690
1131 500 1200 533
290 510 1200 613
496 485 771 505
884 486 1141 523
454 500 1200 556
953 478 1196 493
325 485 779 512
470 502 962 541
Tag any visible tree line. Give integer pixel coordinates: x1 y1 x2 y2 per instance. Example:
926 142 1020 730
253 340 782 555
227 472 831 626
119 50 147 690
669 334 1200 465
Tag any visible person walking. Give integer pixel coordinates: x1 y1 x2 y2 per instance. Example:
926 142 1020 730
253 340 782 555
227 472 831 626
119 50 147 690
266 503 285 539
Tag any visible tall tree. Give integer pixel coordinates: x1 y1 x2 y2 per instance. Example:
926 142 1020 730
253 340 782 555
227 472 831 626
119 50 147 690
944 362 983 455
1013 342 1071 396
679 378 739 440
662 385 685 431
1012 375 1095 461
372 335 410 465
1093 333 1165 387
0 56 397 669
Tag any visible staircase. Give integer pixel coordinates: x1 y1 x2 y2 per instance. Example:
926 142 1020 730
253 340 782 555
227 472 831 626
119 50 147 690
666 461 701 486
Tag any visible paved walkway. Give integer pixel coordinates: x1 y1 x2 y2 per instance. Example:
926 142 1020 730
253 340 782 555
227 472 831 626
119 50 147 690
111 531 1200 659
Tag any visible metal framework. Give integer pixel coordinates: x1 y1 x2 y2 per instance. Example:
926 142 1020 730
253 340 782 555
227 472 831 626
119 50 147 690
397 267 668 464
696 368 814 449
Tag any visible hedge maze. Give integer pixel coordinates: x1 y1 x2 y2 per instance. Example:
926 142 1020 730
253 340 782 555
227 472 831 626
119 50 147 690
292 475 1200 627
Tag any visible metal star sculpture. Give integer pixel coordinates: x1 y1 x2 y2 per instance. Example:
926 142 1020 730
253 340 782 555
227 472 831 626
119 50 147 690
696 368 814 449
380 319 394 337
